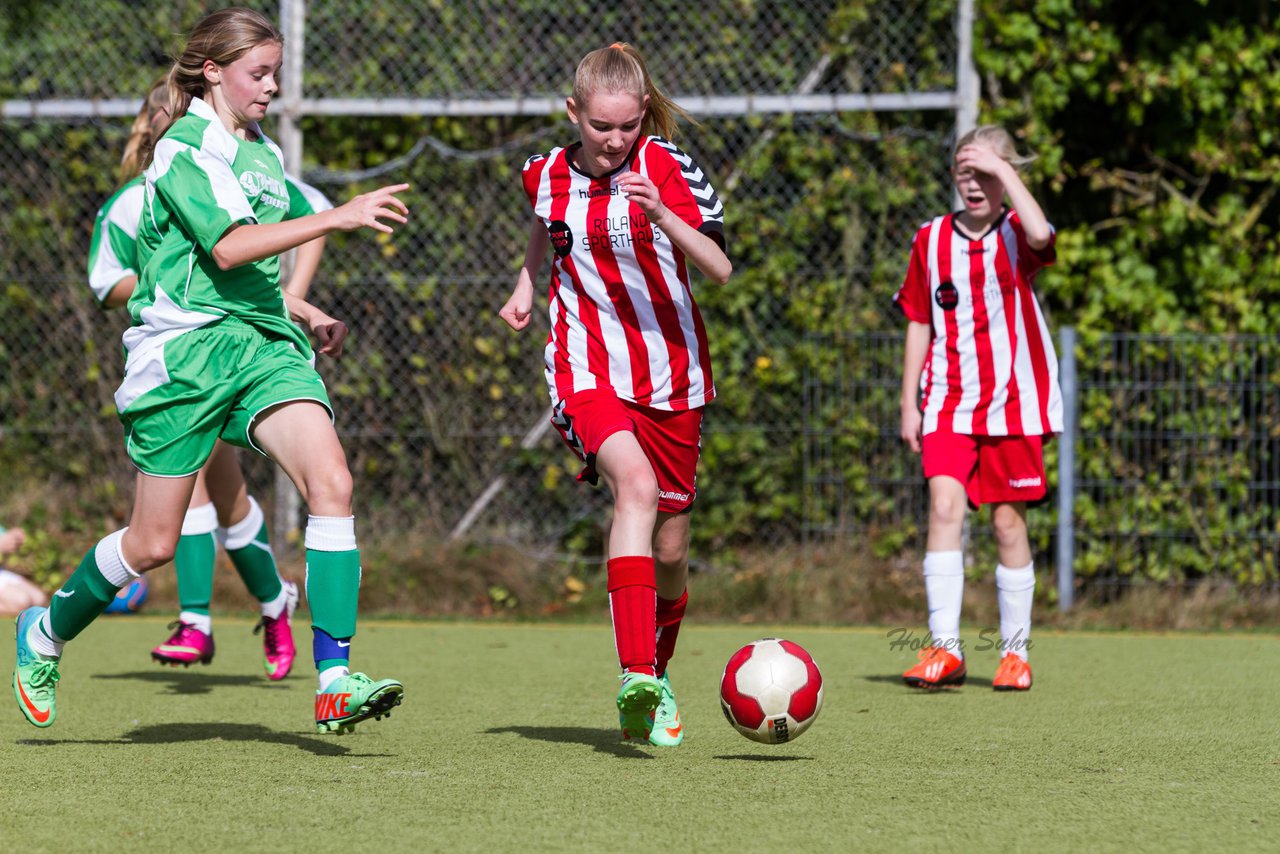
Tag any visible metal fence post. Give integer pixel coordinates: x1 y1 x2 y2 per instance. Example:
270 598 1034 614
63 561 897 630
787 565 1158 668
1056 326 1077 610
273 0 307 553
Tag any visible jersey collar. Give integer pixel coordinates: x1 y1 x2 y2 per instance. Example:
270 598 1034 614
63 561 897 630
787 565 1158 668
951 206 1010 241
564 139 640 180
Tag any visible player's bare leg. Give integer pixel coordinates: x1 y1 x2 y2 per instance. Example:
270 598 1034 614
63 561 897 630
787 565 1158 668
904 476 968 689
992 501 1034 690
649 511 690 745
595 431 663 739
203 441 298 680
253 401 401 732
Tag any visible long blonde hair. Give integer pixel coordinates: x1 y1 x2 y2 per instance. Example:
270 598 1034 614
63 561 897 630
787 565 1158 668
953 125 1037 170
118 77 169 184
145 7 282 167
572 42 693 140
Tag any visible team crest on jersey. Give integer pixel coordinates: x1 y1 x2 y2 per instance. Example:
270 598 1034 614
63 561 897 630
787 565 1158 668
935 280 959 310
548 220 573 258
239 171 289 210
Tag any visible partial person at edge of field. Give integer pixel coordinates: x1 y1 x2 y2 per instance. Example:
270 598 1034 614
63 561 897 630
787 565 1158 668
894 124 1062 693
0 527 46 619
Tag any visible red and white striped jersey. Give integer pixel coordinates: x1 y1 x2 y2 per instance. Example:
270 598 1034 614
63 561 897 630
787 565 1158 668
522 136 725 411
894 209 1063 437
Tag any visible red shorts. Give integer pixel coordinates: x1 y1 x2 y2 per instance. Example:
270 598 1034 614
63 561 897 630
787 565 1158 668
921 429 1048 507
551 388 703 514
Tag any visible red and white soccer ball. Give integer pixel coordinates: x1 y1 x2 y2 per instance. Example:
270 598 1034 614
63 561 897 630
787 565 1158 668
720 638 823 744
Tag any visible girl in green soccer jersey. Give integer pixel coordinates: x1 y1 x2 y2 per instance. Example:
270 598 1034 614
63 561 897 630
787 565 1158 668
15 7 409 733
89 77 333 679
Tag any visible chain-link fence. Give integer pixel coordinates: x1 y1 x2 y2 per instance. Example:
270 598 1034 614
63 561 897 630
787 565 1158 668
805 331 1280 595
1 1 970 572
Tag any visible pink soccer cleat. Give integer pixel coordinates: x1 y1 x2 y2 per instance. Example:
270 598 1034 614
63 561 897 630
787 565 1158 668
151 621 215 667
253 581 298 681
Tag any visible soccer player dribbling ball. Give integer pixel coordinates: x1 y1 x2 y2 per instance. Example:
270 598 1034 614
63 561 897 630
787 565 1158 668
14 7 409 733
88 76 333 680
500 43 731 745
894 125 1063 692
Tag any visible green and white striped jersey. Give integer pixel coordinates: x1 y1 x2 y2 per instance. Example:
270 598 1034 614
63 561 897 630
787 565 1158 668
131 97 331 357
86 175 145 304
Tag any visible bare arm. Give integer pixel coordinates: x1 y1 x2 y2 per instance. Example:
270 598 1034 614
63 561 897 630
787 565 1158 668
282 292 348 358
900 320 932 453
282 236 327 299
210 183 409 271
618 171 732 285
956 146 1052 250
499 219 548 331
101 275 137 309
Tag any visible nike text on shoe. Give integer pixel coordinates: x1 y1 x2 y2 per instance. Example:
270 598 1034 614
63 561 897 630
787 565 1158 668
902 646 967 689
151 621 215 667
992 653 1033 691
253 581 299 681
647 671 684 747
13 607 60 728
315 672 404 734
616 671 663 742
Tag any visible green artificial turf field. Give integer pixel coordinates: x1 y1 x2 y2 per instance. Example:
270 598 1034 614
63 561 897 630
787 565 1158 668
2 618 1277 852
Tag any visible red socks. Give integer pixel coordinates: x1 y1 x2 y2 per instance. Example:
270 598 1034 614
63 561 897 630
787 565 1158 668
655 589 688 677
607 556 657 676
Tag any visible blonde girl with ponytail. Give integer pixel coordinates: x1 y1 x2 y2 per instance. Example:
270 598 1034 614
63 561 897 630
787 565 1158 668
19 7 409 734
500 42 731 747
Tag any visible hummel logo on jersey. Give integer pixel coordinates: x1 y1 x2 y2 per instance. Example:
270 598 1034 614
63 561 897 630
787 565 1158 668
658 490 691 502
1009 477 1043 488
53 589 75 599
577 185 620 199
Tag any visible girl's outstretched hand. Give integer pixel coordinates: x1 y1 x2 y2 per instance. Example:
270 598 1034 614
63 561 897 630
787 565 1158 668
333 183 411 233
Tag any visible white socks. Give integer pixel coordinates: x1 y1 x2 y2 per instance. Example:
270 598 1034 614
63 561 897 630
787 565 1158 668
923 551 965 659
995 563 1035 661
318 665 349 693
179 611 213 636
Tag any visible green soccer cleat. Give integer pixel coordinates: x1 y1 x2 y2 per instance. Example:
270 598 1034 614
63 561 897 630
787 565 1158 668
616 671 663 742
647 671 684 747
13 607 60 728
314 672 404 735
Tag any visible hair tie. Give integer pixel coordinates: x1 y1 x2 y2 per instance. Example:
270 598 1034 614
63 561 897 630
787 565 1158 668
610 42 625 50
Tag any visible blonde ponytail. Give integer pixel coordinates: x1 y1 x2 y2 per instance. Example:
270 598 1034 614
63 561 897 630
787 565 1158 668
573 42 695 140
144 7 283 169
117 77 169 183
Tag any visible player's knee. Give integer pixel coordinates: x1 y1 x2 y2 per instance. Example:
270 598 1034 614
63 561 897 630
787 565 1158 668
302 465 354 510
614 473 660 516
929 493 965 526
653 540 688 572
991 506 1027 545
131 537 178 571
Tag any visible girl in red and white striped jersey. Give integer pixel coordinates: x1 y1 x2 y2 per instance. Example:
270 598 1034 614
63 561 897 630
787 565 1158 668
500 42 730 746
894 125 1061 692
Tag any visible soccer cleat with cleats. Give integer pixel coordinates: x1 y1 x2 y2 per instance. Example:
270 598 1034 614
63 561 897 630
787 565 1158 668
902 645 967 689
646 671 684 747
616 671 663 742
253 581 299 681
151 620 215 667
13 607 60 728
992 653 1033 691
315 672 404 734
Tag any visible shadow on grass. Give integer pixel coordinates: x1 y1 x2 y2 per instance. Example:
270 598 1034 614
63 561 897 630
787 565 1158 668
16 722 391 758
484 725 653 759
93 670 289 695
863 674 993 689
714 754 813 762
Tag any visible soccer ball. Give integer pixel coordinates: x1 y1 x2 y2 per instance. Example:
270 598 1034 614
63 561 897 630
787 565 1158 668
720 638 823 744
104 576 149 614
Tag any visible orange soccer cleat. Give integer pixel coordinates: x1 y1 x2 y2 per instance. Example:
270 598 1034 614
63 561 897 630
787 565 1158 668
992 654 1033 691
902 646 967 689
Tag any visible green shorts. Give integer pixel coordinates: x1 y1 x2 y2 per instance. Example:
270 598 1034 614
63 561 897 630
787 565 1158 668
115 317 333 477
